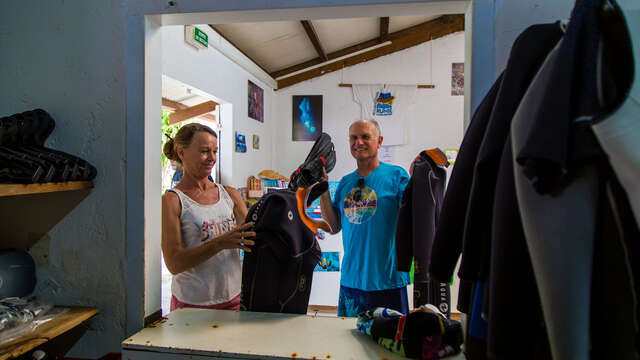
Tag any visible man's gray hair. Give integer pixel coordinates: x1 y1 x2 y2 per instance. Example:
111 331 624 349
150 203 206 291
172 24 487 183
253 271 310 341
349 119 381 137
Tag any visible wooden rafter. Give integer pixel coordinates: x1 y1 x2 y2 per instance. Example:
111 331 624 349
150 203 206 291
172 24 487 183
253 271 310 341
338 83 434 89
162 98 187 111
208 24 273 76
300 20 327 61
276 14 464 90
380 17 389 42
271 15 463 80
169 100 217 125
162 98 217 124
271 38 386 79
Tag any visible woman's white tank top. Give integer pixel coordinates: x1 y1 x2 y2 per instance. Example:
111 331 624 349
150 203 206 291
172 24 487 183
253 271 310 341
168 184 241 305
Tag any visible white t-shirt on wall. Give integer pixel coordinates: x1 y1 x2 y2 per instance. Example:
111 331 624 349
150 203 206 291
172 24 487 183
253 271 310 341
352 84 418 145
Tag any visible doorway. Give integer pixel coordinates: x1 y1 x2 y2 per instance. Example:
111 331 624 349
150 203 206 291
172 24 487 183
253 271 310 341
160 75 225 315
142 1 476 324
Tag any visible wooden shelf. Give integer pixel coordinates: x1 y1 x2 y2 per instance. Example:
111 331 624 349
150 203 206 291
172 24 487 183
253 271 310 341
0 181 93 197
0 307 98 360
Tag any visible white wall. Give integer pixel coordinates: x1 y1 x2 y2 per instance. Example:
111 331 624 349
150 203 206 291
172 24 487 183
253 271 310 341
162 25 276 188
273 32 466 306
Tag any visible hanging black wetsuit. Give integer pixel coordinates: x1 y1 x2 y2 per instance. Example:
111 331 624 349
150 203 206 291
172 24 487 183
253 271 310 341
396 151 448 316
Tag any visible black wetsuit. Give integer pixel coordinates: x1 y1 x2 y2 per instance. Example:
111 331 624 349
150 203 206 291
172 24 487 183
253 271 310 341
396 151 448 316
429 22 564 360
241 190 321 314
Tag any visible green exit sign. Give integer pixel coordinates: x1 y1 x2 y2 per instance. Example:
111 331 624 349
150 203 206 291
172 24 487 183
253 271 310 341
194 27 208 48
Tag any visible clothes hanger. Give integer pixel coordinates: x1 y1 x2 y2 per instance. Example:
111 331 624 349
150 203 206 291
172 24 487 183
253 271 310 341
559 19 569 33
594 0 634 113
425 148 449 168
602 0 616 12
559 0 616 33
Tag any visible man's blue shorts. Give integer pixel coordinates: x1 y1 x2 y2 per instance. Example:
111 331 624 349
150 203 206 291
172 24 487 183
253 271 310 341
338 285 409 317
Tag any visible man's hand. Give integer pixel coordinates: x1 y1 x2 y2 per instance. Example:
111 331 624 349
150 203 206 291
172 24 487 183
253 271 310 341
321 167 329 183
319 167 340 233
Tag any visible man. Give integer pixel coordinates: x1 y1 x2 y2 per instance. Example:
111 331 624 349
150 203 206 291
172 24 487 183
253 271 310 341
320 119 410 317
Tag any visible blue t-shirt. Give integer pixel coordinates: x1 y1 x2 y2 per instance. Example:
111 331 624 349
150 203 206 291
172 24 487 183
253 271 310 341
332 162 410 291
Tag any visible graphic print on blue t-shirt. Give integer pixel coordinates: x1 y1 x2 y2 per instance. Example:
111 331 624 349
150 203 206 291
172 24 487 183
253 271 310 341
343 186 378 224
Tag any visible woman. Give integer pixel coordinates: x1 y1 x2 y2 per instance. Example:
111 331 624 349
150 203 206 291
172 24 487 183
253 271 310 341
162 123 255 311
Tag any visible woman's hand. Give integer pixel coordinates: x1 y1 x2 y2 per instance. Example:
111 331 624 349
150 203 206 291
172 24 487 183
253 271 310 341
211 221 256 252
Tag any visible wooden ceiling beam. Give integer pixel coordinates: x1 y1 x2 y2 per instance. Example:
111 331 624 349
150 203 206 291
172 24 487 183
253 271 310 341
270 38 381 79
271 14 463 81
162 98 186 111
162 97 217 123
300 20 328 62
276 14 464 90
169 100 217 125
380 17 389 42
208 25 273 76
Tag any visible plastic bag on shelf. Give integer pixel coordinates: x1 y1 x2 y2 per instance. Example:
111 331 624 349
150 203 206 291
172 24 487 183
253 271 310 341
0 296 66 346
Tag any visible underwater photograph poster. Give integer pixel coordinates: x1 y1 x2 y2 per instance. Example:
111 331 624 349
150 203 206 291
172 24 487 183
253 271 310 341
248 80 264 122
292 95 322 141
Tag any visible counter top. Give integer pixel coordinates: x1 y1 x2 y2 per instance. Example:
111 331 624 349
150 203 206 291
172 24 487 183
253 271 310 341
122 308 464 360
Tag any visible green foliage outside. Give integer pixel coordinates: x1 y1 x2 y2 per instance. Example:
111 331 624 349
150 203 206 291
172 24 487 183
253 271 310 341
161 110 183 193
161 109 182 170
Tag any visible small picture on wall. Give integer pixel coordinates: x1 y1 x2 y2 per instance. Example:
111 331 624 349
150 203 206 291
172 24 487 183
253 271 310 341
292 95 322 141
444 148 459 165
451 62 464 96
314 251 340 272
252 134 260 150
248 80 264 122
235 132 247 153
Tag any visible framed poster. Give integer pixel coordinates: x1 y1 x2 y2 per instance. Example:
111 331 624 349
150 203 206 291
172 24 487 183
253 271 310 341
235 132 247 153
248 80 264 122
252 134 260 150
292 95 322 141
443 148 459 165
451 63 464 96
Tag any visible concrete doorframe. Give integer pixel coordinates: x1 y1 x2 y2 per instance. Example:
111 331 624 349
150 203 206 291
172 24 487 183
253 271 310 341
135 0 493 336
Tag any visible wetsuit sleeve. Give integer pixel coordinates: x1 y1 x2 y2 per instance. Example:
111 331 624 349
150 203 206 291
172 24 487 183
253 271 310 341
428 73 504 281
397 169 410 203
396 176 414 272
